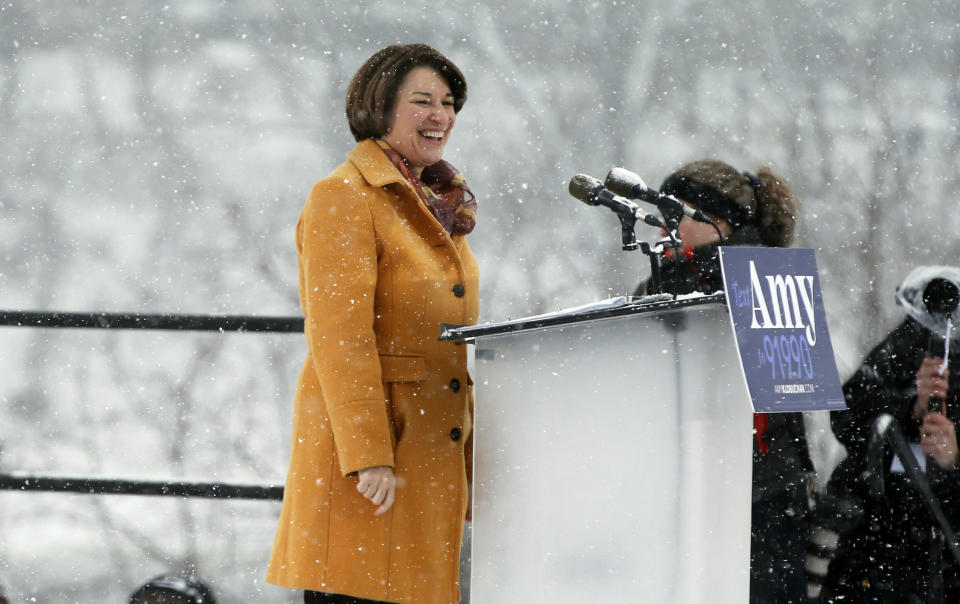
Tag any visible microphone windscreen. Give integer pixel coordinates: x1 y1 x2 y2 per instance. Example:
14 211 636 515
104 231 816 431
605 167 647 198
568 174 603 206
923 278 960 316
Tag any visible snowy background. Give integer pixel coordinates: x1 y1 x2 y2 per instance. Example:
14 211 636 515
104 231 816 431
1 1 960 601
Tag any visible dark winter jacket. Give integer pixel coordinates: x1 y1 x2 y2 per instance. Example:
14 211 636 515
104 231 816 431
824 317 960 602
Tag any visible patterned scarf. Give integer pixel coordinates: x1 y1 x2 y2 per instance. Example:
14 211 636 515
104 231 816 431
376 139 477 236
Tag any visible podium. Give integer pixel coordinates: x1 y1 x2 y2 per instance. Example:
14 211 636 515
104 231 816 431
442 294 752 603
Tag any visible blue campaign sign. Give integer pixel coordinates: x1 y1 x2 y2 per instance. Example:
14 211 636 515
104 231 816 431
718 247 846 413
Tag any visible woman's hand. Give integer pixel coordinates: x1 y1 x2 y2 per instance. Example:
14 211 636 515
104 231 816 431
357 465 396 516
914 357 949 419
921 412 959 470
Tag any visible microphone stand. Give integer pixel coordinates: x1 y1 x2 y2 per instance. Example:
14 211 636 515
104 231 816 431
585 183 682 296
639 241 662 294
617 210 640 251
639 212 682 296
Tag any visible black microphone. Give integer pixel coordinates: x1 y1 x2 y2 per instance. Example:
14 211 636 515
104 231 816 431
923 278 960 318
605 167 715 225
568 174 666 229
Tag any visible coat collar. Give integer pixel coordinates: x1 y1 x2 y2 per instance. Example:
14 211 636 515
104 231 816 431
346 138 465 254
346 139 406 188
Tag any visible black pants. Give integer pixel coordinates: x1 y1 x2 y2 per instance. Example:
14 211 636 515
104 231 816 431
304 590 391 604
750 497 808 604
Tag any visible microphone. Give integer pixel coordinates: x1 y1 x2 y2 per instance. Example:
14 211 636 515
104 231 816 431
568 174 665 229
605 167 715 225
923 278 960 318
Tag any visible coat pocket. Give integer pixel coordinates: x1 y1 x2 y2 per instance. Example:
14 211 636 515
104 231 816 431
379 354 426 445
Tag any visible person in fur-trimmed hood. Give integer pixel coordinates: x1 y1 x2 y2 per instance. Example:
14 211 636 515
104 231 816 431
822 267 960 603
633 159 812 604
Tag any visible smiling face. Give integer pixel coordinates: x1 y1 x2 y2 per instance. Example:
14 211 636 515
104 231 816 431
383 66 456 179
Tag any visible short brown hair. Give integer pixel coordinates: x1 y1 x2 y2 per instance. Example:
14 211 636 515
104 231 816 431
345 44 467 142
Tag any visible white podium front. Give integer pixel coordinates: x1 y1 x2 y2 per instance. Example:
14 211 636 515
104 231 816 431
444 295 752 603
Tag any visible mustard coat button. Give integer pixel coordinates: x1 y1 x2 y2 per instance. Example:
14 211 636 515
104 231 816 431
452 284 466 297
449 427 462 441
449 378 461 392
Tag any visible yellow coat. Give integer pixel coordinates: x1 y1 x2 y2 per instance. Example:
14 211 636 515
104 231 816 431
267 139 479 604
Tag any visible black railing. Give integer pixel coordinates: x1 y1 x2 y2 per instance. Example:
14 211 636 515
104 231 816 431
0 309 300 500
0 473 283 500
0 310 303 332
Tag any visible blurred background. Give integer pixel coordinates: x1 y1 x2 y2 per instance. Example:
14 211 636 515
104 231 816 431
1 0 959 601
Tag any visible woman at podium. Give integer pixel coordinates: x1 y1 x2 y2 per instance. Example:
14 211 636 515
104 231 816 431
632 159 812 603
266 44 479 604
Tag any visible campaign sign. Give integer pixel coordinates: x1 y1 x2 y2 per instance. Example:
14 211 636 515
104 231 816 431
718 247 846 413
